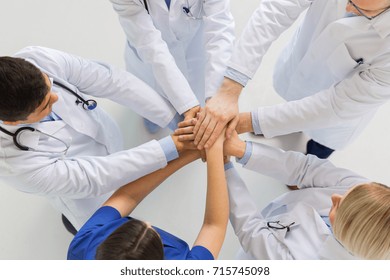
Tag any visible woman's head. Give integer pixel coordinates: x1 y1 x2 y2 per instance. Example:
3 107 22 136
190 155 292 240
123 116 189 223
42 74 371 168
95 219 164 260
331 182 390 259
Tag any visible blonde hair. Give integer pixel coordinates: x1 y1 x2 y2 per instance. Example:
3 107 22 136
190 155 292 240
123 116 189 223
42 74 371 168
333 183 390 259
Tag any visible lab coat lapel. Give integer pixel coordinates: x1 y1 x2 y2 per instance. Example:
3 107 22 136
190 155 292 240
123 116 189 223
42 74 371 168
319 236 357 259
372 11 390 38
310 17 370 55
51 84 99 140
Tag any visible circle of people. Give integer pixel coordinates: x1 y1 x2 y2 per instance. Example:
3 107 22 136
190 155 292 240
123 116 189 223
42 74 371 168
0 0 389 260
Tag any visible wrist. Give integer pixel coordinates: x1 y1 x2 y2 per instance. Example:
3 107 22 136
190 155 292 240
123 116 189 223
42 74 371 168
219 77 243 98
227 140 246 158
235 141 246 158
237 112 253 134
171 135 182 153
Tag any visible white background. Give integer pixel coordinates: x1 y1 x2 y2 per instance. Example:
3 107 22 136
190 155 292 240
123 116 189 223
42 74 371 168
0 0 390 260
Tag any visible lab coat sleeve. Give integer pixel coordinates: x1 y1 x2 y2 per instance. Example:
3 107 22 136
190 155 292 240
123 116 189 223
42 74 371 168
256 66 390 145
228 0 313 78
109 0 199 114
202 0 235 99
3 140 168 199
226 167 294 259
243 142 369 189
15 46 176 127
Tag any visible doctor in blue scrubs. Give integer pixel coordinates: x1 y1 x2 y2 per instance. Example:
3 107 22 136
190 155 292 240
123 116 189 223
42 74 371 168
68 129 228 260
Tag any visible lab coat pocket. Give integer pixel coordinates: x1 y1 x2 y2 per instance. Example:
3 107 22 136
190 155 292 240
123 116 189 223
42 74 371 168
182 0 204 19
267 214 300 242
326 44 361 81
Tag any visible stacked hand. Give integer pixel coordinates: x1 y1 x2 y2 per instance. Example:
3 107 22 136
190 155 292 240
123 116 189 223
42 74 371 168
174 116 246 161
192 78 242 150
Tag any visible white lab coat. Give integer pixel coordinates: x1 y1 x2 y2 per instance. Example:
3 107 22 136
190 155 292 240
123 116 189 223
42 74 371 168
110 0 235 114
0 46 177 229
229 0 390 149
227 142 370 259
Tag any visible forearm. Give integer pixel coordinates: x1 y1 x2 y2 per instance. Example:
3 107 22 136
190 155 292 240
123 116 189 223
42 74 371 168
257 75 390 140
236 112 254 134
228 0 311 78
104 150 200 217
204 143 228 227
191 136 228 258
112 0 198 114
7 140 167 199
203 0 235 99
218 77 243 99
245 142 368 188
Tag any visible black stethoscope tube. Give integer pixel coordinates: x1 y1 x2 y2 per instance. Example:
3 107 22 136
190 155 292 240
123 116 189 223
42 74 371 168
0 79 96 152
53 80 97 111
0 126 34 150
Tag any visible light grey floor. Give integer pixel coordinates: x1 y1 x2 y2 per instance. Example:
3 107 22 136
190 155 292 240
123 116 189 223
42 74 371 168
1 0 390 260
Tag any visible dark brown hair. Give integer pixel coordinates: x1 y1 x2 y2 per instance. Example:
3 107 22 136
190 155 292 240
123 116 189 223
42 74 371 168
95 219 164 260
0 57 48 121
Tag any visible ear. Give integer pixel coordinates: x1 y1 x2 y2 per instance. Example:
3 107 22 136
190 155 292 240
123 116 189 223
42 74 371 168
2 120 22 125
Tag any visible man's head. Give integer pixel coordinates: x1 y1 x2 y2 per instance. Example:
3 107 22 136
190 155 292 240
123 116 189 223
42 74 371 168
346 0 390 20
0 57 58 124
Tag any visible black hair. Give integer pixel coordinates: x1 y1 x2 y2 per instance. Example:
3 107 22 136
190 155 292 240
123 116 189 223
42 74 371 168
95 219 164 260
0 56 48 121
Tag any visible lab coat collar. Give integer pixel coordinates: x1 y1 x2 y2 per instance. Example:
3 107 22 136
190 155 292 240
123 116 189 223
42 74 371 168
335 10 390 39
371 11 390 38
0 116 66 136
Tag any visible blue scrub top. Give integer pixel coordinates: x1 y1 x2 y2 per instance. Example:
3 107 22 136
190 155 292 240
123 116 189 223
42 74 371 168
67 206 213 260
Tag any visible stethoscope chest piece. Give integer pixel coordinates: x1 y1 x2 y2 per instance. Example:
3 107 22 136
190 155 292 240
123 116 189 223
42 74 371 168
53 80 97 111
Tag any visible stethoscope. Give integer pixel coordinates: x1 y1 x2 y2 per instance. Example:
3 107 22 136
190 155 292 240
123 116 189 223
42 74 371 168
53 80 97 111
0 125 70 154
0 79 98 153
143 0 203 19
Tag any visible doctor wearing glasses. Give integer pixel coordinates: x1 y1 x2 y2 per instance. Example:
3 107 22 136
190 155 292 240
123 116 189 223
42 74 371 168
0 46 189 233
192 0 390 162
109 0 234 131
221 131 390 259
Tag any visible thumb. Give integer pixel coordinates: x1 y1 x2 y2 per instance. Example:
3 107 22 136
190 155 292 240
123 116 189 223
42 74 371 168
226 116 239 139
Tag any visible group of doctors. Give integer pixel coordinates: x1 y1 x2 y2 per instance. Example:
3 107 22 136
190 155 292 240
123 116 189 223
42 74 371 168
0 0 390 259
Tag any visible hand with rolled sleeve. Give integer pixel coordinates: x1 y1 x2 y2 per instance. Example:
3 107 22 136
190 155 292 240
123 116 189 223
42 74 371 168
173 117 207 162
193 77 243 150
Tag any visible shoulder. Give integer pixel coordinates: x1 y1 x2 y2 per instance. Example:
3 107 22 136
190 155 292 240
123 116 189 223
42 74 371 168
154 227 213 260
110 0 145 15
13 46 73 76
14 46 64 61
187 245 214 260
67 206 125 260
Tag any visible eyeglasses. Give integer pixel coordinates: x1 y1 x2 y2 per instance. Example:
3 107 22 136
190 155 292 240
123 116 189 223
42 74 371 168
348 0 390 20
267 221 296 232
